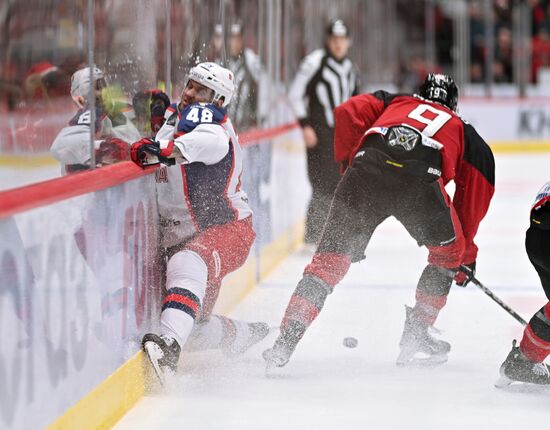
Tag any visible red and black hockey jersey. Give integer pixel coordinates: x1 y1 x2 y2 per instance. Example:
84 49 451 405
333 91 495 263
531 181 550 228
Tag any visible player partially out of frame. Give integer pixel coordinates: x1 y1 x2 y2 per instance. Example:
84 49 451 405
264 74 495 369
497 182 550 386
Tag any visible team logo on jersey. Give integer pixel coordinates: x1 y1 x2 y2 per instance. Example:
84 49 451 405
387 126 419 151
155 166 168 183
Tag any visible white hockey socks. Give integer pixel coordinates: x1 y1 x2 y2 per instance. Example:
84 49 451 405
160 250 207 348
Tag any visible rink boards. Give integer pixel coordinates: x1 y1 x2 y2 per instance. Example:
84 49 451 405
113 152 550 430
0 125 308 430
2 98 550 429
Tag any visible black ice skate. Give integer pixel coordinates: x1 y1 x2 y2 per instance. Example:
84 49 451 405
495 340 550 388
263 321 304 372
263 343 292 370
396 305 451 366
226 322 271 355
142 333 181 385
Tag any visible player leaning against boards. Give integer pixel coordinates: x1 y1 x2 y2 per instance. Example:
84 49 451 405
130 62 269 385
264 73 496 369
50 66 141 174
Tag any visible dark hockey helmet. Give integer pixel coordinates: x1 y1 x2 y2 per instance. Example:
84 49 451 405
419 73 458 112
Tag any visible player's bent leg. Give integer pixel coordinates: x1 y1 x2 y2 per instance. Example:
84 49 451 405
142 250 207 384
185 315 270 355
496 226 550 387
265 166 381 369
496 302 550 387
264 256 350 369
520 302 550 363
397 235 464 366
178 217 270 355
397 266 453 366
264 274 334 368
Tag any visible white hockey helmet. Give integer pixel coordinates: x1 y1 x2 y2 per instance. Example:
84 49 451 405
70 66 105 99
188 62 234 107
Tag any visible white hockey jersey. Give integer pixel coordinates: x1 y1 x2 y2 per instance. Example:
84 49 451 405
154 102 252 249
50 104 140 174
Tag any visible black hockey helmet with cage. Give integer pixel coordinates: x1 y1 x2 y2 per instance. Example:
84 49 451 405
419 73 458 112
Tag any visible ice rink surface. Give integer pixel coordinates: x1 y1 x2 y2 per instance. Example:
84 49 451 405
114 154 550 430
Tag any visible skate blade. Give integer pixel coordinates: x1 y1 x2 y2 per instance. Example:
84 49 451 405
264 361 289 379
143 342 166 386
396 350 448 367
494 375 513 389
263 348 289 378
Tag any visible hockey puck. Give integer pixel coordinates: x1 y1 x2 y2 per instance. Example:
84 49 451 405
343 337 358 348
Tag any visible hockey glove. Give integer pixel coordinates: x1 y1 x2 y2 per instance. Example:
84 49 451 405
455 262 476 287
150 98 168 133
96 137 130 164
131 138 175 167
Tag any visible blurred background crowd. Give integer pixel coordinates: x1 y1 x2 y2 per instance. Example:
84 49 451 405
0 0 549 189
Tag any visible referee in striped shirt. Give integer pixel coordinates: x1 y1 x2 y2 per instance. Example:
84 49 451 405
289 19 360 245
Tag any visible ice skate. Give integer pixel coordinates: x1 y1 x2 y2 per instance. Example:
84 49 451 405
396 305 451 366
263 344 292 371
142 333 181 385
263 321 306 373
495 340 550 388
226 321 271 355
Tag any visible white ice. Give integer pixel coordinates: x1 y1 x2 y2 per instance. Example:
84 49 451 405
0 164 60 191
114 153 550 430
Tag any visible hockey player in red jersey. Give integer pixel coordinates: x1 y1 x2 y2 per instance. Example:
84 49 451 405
264 73 495 368
131 62 268 384
497 182 550 386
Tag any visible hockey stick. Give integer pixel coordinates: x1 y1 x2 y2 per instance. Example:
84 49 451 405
459 265 527 326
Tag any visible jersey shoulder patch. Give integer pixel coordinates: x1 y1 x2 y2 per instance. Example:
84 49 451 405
177 103 227 134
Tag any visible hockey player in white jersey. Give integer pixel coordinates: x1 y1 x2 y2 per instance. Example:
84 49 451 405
131 62 268 384
50 66 141 174
497 182 550 386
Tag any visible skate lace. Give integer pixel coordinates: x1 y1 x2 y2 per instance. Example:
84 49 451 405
533 362 550 377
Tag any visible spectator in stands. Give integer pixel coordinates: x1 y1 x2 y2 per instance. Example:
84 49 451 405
495 0 513 28
398 55 429 93
532 27 550 82
24 62 69 101
470 62 485 83
469 1 486 68
288 19 360 246
226 23 265 131
207 24 224 64
495 26 513 82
